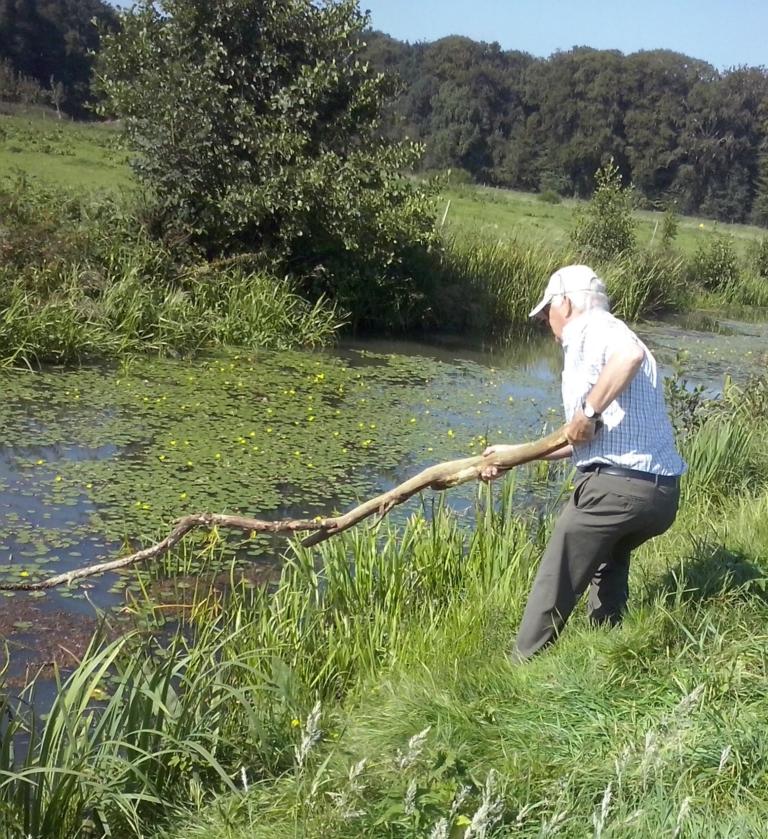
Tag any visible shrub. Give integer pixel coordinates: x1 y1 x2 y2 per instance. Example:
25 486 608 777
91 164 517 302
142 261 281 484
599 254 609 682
747 237 768 279
688 234 740 291
660 203 679 249
538 168 570 196
571 159 637 261
445 168 474 186
538 189 562 205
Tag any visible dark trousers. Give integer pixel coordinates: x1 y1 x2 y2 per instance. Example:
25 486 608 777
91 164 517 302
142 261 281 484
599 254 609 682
514 471 680 660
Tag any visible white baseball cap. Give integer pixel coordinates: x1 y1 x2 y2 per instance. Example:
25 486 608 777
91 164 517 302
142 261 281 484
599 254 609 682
529 265 606 318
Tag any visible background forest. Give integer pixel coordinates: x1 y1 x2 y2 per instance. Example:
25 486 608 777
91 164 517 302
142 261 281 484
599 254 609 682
365 32 768 225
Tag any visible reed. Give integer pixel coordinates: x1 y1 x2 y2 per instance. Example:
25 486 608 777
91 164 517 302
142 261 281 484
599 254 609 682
436 236 688 337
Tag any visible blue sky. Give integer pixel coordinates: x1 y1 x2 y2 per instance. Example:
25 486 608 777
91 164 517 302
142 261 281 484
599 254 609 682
359 0 766 70
110 1 766 70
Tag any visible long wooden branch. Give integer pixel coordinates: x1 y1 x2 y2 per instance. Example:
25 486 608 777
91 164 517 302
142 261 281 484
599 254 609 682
0 426 567 591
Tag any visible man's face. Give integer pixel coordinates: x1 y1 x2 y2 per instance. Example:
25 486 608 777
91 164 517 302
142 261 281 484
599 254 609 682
546 296 571 342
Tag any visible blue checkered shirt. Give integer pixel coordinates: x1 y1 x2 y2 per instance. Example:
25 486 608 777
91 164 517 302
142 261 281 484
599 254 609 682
561 309 686 476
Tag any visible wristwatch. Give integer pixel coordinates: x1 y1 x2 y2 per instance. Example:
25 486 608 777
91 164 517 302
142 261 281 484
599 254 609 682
582 400 601 421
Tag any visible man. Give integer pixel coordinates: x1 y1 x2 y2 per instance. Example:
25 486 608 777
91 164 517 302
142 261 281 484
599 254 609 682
481 264 685 660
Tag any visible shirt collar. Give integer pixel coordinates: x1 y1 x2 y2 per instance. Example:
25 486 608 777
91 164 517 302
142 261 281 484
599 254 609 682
560 309 595 349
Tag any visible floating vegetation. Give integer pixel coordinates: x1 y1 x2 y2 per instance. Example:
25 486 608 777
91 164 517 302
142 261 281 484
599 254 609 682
0 345 561 603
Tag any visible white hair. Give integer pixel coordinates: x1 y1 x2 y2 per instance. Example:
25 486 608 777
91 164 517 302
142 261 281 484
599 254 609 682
552 289 610 313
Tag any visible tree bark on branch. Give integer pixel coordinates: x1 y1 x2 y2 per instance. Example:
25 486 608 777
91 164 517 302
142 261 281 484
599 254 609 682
0 426 567 591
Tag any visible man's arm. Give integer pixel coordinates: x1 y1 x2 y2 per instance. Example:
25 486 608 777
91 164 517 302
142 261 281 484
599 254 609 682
542 443 573 461
479 442 573 481
567 341 645 444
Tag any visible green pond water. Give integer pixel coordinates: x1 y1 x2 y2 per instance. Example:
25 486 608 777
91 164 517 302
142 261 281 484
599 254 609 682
0 313 765 679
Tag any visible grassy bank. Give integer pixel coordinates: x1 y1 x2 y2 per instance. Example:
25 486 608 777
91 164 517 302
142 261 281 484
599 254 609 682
0 178 341 364
0 377 766 837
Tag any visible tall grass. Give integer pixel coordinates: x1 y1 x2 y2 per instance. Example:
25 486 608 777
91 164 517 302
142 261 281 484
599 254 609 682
0 178 342 365
0 271 342 366
0 626 264 838
600 249 687 322
433 235 563 336
155 500 768 838
435 236 687 335
0 480 537 837
155 403 768 839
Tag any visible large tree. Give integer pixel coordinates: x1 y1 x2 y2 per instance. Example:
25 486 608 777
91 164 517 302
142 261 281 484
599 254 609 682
97 0 436 328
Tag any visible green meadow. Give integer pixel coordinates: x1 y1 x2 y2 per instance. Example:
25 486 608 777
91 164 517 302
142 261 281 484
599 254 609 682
442 182 766 258
0 112 131 191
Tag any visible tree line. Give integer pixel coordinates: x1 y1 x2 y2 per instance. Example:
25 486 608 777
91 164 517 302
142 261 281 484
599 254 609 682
364 33 768 225
0 0 116 117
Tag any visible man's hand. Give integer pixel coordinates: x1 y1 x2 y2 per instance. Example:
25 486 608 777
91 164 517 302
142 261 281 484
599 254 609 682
565 410 600 445
479 444 516 481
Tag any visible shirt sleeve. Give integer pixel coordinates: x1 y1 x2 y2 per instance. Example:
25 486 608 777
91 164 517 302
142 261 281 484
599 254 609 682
581 317 642 384
582 318 642 375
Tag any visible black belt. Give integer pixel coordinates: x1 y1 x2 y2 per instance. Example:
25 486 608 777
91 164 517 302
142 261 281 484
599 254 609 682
580 464 680 487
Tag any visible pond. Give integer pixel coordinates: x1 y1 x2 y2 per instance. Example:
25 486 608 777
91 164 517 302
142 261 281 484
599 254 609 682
0 311 765 683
